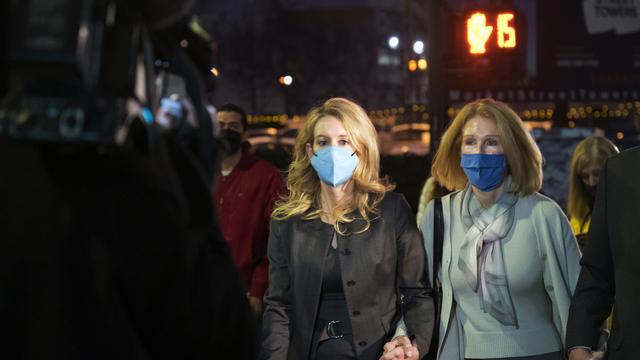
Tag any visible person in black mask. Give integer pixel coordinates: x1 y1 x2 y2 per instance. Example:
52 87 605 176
213 103 286 320
567 136 619 253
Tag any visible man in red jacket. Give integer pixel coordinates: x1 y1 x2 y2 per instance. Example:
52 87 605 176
214 103 286 319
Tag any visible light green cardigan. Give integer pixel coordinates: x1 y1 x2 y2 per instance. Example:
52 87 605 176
398 191 581 359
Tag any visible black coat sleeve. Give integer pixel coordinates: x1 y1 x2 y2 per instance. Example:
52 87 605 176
394 194 436 357
260 219 292 359
566 159 615 350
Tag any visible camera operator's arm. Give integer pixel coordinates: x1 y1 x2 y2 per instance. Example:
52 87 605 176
108 137 256 358
151 29 216 176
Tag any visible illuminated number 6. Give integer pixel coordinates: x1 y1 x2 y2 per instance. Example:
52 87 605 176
497 13 516 48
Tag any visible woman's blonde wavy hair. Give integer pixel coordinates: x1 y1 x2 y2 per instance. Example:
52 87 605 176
272 97 395 233
567 136 618 223
432 98 543 196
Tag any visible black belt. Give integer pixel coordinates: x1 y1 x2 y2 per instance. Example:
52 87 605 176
315 293 352 342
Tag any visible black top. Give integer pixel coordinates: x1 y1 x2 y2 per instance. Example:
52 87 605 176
321 234 345 294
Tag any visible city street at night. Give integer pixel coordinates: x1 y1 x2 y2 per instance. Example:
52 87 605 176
1 0 639 359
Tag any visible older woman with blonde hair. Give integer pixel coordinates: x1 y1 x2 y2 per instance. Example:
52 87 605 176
389 98 581 360
259 98 434 360
567 136 619 251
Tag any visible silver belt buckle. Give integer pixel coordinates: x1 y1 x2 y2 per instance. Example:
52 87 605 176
326 320 344 339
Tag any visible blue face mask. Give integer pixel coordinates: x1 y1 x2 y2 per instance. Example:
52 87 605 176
460 153 507 192
310 146 359 187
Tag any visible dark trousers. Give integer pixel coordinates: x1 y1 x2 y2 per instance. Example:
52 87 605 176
467 351 564 360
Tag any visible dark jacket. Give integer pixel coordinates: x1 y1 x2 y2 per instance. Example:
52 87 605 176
260 192 435 360
567 146 640 359
0 135 256 359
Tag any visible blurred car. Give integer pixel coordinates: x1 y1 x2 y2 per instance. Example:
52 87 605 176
384 123 431 156
246 127 278 147
374 123 392 152
278 127 299 147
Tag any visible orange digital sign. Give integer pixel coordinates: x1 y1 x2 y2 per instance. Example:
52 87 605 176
467 11 517 55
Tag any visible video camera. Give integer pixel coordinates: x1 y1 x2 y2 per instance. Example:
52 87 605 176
0 0 156 145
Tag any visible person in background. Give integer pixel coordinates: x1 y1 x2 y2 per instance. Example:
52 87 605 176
566 136 618 253
416 177 451 226
214 103 286 319
566 146 640 360
260 97 434 360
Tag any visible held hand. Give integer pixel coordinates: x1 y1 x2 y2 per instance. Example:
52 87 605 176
568 348 602 360
379 336 419 360
248 295 263 319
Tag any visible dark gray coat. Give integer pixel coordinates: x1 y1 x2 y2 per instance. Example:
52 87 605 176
260 192 435 360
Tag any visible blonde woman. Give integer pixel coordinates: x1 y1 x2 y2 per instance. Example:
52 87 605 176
567 136 619 252
390 99 581 360
259 98 434 360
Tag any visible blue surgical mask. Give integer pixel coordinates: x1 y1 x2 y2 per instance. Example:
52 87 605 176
460 153 507 192
310 146 359 187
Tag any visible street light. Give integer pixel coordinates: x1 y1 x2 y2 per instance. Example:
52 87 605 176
417 59 428 71
408 59 418 72
278 75 293 86
388 36 399 49
408 59 428 72
278 75 293 115
413 40 424 55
